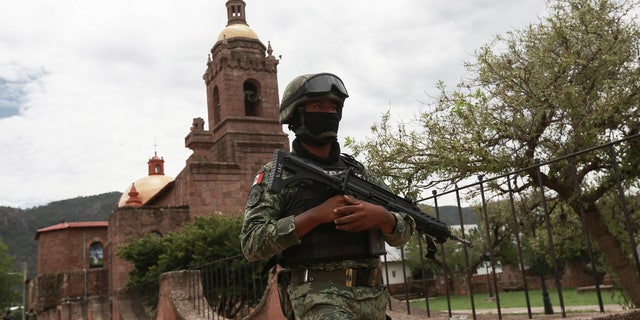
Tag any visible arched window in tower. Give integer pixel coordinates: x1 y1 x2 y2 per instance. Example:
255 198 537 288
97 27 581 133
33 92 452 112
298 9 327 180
244 81 261 117
89 242 104 268
213 86 221 125
154 164 161 174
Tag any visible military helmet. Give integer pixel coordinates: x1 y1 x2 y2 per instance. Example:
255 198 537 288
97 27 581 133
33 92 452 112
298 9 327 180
279 72 349 124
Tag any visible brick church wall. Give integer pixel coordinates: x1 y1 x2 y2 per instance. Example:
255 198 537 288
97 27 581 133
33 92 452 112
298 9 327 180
36 226 108 274
30 268 108 313
108 206 191 292
168 135 288 218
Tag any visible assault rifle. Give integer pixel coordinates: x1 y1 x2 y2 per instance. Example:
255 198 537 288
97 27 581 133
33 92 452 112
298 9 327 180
266 150 472 259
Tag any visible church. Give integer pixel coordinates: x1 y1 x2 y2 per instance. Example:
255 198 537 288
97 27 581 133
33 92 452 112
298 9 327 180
29 1 290 318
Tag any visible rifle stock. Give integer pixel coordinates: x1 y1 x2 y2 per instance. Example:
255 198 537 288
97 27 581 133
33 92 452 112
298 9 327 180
266 150 471 258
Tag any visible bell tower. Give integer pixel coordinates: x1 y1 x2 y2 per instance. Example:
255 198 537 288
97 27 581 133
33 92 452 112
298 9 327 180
181 0 289 216
198 0 287 161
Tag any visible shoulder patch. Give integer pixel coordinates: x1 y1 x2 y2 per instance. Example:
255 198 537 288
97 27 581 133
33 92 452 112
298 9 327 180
247 185 264 208
253 171 265 185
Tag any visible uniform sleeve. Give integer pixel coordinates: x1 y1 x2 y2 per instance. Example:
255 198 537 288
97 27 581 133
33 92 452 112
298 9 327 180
240 165 301 261
383 211 415 247
362 168 416 247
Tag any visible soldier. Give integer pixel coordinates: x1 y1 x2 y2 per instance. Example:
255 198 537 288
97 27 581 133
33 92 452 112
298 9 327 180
241 72 415 320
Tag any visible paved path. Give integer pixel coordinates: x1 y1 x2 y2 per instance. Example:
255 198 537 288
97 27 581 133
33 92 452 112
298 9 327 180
386 304 632 320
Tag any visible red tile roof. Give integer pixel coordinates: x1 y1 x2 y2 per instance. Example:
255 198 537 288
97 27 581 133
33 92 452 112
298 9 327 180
35 221 108 239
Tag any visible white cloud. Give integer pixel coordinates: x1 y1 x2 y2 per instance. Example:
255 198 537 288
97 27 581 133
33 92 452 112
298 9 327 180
0 0 548 208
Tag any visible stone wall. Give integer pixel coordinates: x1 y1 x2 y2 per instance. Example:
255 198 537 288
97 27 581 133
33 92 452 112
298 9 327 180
37 226 108 274
108 206 191 292
242 267 287 320
155 270 212 320
30 290 110 320
30 268 108 314
434 261 609 296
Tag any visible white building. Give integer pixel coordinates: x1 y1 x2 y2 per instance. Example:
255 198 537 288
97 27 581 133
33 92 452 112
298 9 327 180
381 244 412 285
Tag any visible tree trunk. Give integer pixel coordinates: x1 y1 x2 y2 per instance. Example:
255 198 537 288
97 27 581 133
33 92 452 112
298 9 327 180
581 204 640 307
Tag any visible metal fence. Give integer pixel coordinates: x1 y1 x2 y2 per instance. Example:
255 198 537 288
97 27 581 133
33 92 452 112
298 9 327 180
128 279 159 320
193 256 267 319
395 133 639 319
127 256 268 320
127 133 639 320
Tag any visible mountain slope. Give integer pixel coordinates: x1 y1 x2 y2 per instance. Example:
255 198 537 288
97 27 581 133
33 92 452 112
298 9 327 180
0 192 121 277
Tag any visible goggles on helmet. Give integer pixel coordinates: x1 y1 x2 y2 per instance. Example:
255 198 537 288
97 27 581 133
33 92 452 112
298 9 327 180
281 73 349 110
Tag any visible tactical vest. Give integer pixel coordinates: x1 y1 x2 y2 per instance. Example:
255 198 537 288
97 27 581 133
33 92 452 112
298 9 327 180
278 155 386 267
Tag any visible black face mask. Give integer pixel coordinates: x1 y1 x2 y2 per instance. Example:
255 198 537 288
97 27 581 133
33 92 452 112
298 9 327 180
295 112 340 146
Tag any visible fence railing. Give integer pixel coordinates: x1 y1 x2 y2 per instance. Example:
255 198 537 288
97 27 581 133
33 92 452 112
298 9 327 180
127 280 159 320
128 256 267 320
126 133 639 320
394 133 639 319
193 256 267 320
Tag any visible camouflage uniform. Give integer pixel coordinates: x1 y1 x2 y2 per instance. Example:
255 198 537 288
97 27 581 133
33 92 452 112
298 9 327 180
241 157 415 320
242 72 415 320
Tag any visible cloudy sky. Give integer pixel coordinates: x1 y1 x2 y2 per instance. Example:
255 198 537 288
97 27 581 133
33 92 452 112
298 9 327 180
0 0 549 208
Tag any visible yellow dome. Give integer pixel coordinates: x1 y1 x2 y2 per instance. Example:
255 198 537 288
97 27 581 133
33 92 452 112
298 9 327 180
217 23 259 42
117 175 174 208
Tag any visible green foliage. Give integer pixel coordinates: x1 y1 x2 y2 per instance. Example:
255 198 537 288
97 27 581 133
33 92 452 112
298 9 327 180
347 0 640 305
348 0 640 187
158 214 244 270
117 215 248 287
0 239 21 309
117 215 266 318
405 200 540 279
411 288 618 311
117 233 165 285
405 227 488 278
597 190 640 255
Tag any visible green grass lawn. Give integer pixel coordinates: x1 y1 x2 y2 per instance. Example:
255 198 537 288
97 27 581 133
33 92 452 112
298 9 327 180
409 288 618 311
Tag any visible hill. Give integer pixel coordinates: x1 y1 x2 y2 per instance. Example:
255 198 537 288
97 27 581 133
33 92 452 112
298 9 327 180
434 205 479 225
0 192 122 277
